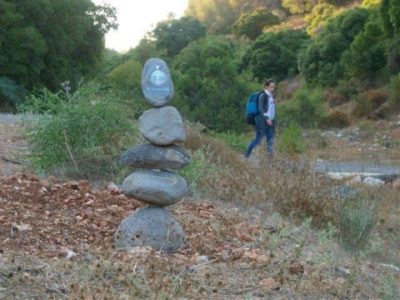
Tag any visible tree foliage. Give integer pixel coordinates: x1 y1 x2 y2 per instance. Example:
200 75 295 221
282 0 320 14
186 0 285 33
173 36 253 132
0 0 117 101
233 8 280 39
242 30 309 81
341 10 386 79
299 8 369 86
380 0 400 74
152 17 206 56
305 3 335 35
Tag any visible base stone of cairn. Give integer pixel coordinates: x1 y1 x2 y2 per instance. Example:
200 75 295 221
114 206 185 253
115 58 188 252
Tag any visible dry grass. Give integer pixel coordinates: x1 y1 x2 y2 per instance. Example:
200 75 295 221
183 123 338 226
1 201 398 299
352 89 389 118
0 123 399 299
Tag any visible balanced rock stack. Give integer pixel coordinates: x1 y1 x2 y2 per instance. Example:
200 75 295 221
114 58 190 253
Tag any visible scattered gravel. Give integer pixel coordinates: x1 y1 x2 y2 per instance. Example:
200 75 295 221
0 113 40 125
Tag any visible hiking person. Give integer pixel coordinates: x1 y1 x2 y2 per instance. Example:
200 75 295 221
244 79 276 158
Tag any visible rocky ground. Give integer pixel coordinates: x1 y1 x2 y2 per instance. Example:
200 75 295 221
0 114 399 298
305 115 400 165
1 173 398 299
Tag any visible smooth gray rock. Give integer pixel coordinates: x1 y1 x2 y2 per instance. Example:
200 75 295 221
141 58 174 107
114 207 185 252
139 106 186 145
120 144 191 170
122 170 188 206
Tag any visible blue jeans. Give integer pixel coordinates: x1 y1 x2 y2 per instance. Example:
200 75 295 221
245 116 275 157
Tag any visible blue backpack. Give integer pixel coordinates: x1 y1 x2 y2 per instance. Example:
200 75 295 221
245 91 264 125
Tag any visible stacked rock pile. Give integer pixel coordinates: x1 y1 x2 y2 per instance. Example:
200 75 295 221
114 58 190 253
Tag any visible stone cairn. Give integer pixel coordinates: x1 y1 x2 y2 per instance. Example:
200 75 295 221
114 58 190 253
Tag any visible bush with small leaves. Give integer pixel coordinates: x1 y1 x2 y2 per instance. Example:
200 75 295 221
25 84 137 180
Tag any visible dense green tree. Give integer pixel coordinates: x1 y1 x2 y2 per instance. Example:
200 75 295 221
173 36 252 132
242 30 309 81
380 0 400 74
380 0 400 36
152 17 206 56
341 10 386 79
0 0 117 99
299 8 369 86
233 8 280 39
0 1 47 89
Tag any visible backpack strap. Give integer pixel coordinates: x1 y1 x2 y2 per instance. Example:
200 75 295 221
258 91 269 115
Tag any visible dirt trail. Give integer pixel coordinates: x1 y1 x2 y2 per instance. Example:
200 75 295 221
0 117 27 176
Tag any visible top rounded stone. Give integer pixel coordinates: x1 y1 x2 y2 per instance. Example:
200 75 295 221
141 58 174 107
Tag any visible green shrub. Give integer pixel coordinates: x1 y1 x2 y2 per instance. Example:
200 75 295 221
336 194 377 251
278 87 327 128
278 123 305 155
18 88 64 114
106 60 142 95
178 148 216 190
211 131 249 152
25 85 137 180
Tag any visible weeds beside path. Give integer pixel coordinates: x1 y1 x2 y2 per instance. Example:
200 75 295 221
0 114 31 176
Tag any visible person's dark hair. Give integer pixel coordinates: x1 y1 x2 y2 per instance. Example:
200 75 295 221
264 79 274 88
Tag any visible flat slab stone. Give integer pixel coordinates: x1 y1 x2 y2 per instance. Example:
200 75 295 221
120 144 191 170
139 106 186 146
141 58 174 107
122 170 188 206
114 207 185 253
314 160 400 183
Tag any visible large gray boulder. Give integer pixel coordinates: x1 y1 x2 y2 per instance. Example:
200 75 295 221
141 58 174 107
139 106 186 145
122 170 188 206
115 207 185 252
120 144 191 170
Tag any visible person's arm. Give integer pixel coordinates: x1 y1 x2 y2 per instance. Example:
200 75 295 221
258 93 268 119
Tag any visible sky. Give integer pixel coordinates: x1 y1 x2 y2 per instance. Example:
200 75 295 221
93 0 189 52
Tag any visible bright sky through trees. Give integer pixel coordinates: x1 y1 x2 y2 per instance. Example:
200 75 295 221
93 0 188 52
